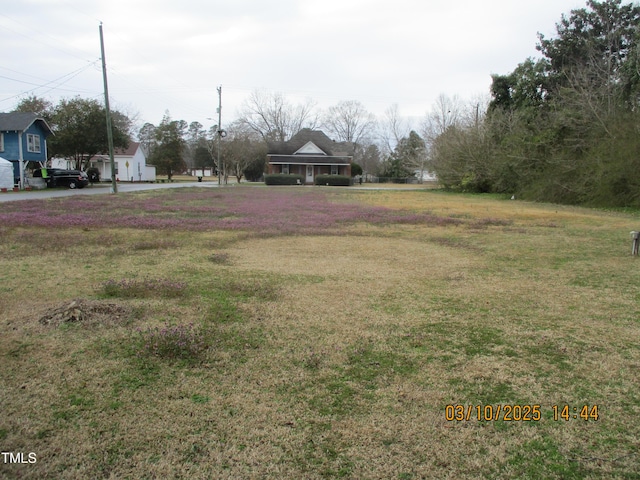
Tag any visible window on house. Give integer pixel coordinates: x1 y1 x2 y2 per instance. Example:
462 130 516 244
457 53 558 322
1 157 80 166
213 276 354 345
331 165 338 175
0 133 4 152
27 134 41 153
282 164 290 174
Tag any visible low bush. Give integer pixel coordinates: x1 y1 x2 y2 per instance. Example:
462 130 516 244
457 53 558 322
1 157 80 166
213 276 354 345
264 174 304 186
87 167 100 183
314 175 352 186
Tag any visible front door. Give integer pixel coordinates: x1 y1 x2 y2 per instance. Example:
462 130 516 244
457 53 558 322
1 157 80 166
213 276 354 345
306 165 314 184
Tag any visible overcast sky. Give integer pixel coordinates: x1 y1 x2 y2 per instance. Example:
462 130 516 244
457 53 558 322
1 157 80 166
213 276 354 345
1 0 584 132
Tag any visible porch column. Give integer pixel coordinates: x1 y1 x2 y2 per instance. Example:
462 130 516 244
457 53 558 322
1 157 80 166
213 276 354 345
18 133 24 190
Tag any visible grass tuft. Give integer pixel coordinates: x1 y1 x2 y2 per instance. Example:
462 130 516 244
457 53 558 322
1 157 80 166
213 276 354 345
207 252 231 264
99 277 187 298
135 323 208 360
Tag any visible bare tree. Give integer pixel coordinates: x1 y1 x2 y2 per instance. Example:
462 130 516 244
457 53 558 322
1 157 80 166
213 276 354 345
221 120 266 183
184 121 206 170
323 100 377 144
378 104 410 157
237 90 319 141
418 94 464 174
421 94 463 141
421 94 487 150
138 122 157 157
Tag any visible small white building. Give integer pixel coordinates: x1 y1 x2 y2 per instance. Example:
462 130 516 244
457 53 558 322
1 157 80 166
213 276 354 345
191 167 215 178
415 169 437 182
51 142 156 182
92 142 156 182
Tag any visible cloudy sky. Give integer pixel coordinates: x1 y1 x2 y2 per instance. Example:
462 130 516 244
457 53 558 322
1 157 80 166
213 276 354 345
1 0 584 132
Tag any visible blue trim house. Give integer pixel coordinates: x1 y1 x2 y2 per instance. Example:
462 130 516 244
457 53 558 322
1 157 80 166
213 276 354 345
0 112 53 189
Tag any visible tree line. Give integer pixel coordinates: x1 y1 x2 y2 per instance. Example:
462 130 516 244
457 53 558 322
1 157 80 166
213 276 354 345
135 95 416 183
430 0 640 207
12 92 418 183
10 0 638 206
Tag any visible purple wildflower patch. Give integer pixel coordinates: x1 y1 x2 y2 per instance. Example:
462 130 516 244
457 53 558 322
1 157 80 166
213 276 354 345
0 188 460 234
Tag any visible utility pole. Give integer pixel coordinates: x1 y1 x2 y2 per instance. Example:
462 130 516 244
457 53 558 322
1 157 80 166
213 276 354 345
475 103 480 129
99 23 117 194
217 85 222 186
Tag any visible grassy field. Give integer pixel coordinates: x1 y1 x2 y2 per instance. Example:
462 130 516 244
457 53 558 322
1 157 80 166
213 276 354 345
0 186 639 479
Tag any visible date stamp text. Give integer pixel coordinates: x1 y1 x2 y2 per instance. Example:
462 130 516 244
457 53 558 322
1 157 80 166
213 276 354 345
445 404 599 422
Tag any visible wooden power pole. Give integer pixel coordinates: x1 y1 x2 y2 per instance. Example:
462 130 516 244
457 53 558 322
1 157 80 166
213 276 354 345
99 23 117 194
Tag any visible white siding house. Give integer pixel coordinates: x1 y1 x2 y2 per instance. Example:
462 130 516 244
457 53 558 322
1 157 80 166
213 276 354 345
92 142 156 182
52 142 156 182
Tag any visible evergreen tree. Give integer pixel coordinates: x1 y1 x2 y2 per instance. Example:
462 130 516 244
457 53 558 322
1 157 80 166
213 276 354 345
148 114 187 180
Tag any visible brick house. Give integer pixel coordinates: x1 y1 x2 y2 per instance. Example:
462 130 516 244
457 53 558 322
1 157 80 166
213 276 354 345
267 129 353 185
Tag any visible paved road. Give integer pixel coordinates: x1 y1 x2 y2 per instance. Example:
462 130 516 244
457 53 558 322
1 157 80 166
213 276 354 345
0 181 221 203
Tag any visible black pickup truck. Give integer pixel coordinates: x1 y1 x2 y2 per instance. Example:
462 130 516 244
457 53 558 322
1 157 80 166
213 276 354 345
33 168 90 189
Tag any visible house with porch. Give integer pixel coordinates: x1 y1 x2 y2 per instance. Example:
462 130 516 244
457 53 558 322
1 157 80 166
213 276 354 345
267 129 353 185
0 112 53 189
52 142 156 182
91 142 156 182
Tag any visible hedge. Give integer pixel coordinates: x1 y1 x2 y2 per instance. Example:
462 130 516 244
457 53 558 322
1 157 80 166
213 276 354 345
264 174 304 185
314 175 352 186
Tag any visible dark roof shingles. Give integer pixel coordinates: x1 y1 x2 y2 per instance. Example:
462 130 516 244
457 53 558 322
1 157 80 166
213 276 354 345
267 129 354 156
0 112 52 135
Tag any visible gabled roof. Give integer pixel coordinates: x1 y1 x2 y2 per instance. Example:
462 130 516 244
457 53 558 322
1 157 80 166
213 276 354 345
294 141 327 156
0 112 53 136
114 142 140 156
96 142 144 159
94 142 142 162
267 129 354 156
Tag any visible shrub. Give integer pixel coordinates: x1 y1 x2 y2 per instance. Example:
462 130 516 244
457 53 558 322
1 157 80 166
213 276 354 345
87 167 100 183
136 323 207 360
264 174 304 186
315 175 352 186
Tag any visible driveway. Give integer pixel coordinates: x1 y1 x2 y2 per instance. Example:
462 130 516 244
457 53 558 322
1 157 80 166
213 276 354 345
0 181 221 203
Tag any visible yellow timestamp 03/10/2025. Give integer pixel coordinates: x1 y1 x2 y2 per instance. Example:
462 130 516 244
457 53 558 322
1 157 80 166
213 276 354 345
445 404 542 422
444 404 599 422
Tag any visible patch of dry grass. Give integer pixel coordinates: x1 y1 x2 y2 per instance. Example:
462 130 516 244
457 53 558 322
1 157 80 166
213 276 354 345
1 187 639 478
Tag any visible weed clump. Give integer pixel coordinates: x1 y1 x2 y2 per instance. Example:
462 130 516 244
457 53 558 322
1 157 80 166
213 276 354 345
136 323 207 360
207 252 231 265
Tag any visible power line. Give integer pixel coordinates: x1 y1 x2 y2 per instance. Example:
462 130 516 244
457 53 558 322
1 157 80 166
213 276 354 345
0 13 96 63
0 61 101 106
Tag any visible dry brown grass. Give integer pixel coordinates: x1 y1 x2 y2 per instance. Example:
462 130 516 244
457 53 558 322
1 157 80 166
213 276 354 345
1 188 639 479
